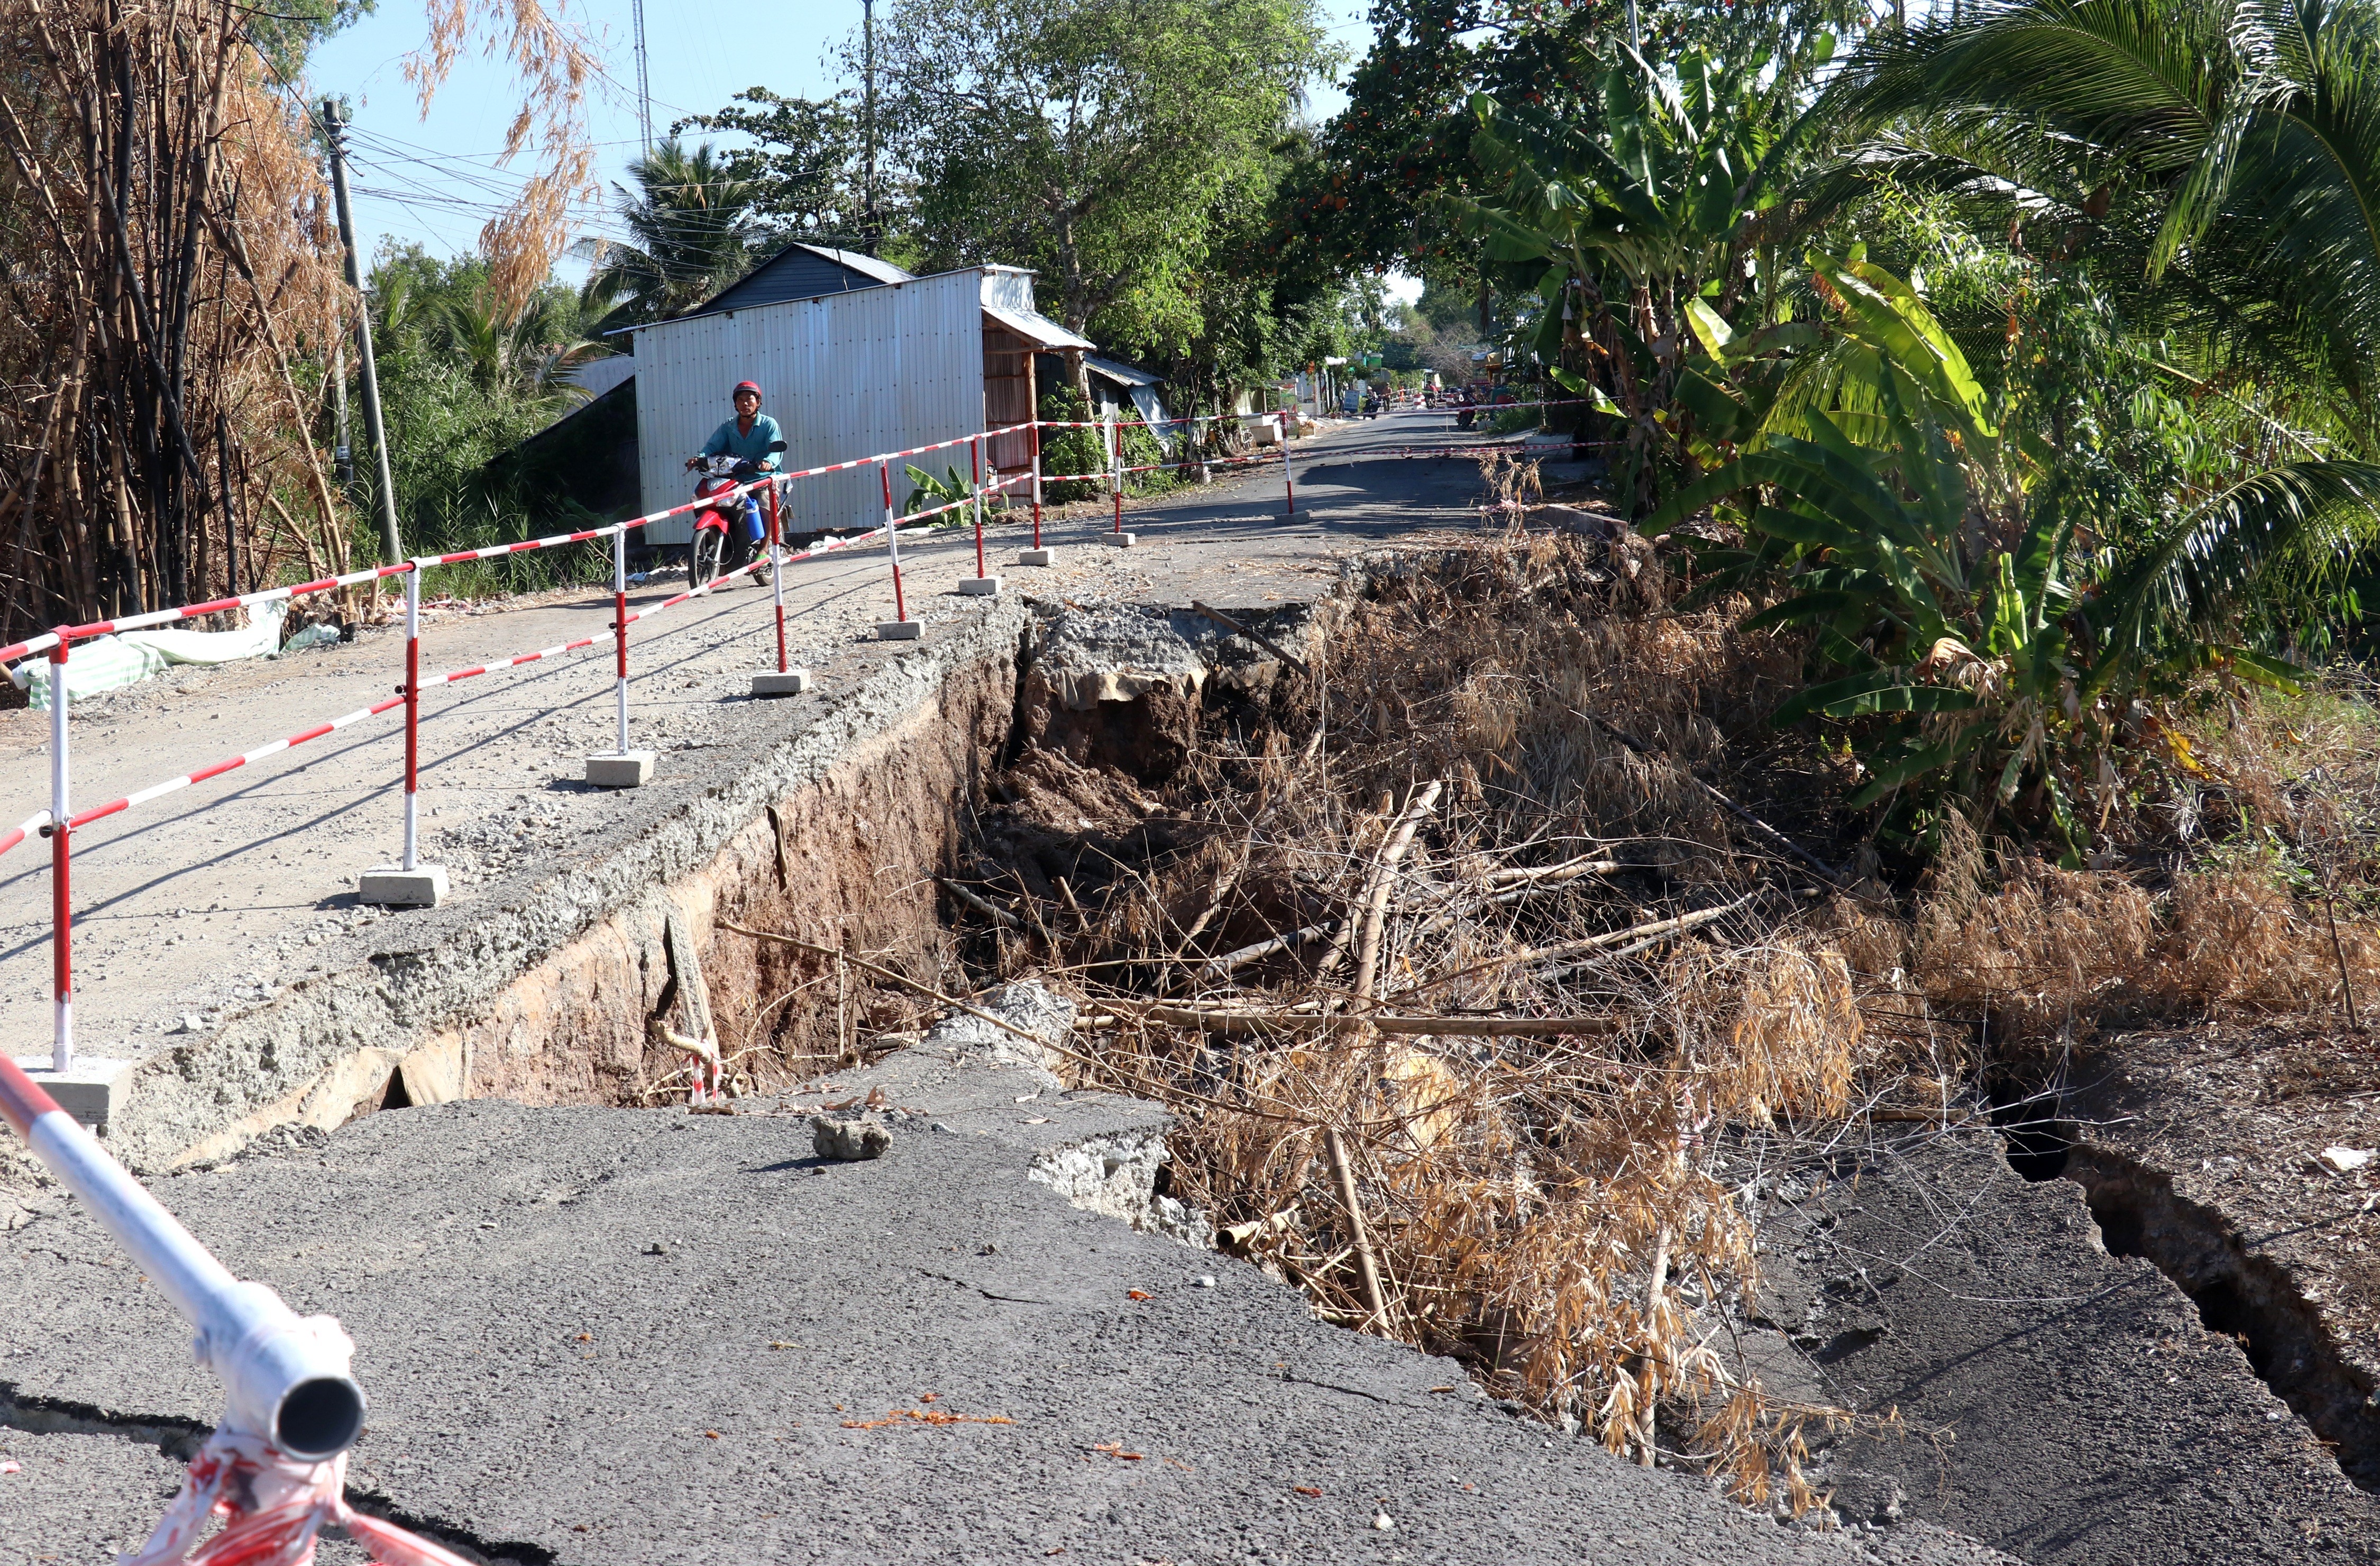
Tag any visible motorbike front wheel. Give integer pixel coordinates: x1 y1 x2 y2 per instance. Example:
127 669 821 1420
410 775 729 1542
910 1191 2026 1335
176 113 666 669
689 522 728 590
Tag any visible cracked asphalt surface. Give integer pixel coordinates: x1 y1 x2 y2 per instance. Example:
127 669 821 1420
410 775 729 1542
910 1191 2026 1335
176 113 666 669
0 1045 2011 1565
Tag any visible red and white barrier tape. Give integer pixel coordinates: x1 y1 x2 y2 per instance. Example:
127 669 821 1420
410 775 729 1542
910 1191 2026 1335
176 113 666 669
126 1429 472 1566
0 808 49 860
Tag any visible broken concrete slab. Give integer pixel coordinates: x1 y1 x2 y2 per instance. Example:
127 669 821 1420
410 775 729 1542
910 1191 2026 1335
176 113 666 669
1747 1132 2380 1562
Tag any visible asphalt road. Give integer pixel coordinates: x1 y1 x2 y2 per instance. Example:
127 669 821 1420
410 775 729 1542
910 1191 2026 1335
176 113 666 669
0 1044 2010 1566
0 412 1499 1073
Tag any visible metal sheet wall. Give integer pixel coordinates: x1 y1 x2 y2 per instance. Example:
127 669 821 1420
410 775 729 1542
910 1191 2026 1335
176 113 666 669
631 268 987 544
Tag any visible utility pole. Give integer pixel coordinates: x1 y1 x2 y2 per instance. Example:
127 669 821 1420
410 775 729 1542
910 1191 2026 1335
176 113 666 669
863 0 879 253
319 97 404 567
1625 0 1641 52
631 0 654 157
331 341 354 503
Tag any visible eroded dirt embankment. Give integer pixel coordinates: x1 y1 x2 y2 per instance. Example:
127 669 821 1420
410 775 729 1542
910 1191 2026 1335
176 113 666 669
104 599 1041 1171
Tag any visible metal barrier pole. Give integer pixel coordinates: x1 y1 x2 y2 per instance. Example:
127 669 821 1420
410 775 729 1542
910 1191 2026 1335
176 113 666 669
875 460 917 638
1030 422 1044 544
360 569 446 906
766 480 788 674
47 637 69 1074
401 569 420 872
612 527 630 755
1279 412 1298 517
1110 414 1123 534
972 436 986 578
580 525 653 785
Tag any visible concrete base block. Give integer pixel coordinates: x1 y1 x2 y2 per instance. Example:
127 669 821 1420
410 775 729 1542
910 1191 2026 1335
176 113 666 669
958 576 1002 596
751 669 814 697
1017 548 1056 567
584 750 656 788
875 620 924 641
1100 533 1139 549
359 864 448 908
12 1056 133 1127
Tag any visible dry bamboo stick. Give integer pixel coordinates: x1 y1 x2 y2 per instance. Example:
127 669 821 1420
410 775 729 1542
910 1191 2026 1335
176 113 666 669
1325 1126 1389 1334
1198 917 1341 981
937 875 1021 929
1393 897 1754 1000
1127 1004 1619 1037
1351 780 1443 1009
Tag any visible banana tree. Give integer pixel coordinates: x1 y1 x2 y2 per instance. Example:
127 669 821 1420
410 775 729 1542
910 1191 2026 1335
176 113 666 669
1439 39 1824 512
1654 253 2380 853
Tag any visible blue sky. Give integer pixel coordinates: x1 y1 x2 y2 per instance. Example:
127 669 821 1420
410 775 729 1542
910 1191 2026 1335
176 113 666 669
303 0 1397 294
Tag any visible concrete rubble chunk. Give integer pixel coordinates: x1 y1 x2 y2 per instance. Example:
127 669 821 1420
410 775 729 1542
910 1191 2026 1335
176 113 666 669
811 1115 891 1161
1027 601 1315 711
921 980 1077 1089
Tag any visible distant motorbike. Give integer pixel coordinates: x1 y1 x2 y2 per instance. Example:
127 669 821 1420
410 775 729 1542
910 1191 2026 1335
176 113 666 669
1454 396 1476 431
685 439 786 588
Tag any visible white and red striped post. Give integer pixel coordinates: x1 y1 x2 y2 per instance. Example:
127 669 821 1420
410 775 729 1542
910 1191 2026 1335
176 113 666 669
959 435 1001 596
875 460 918 639
361 569 449 904
1110 414 1125 535
750 479 813 696
1279 412 1298 517
47 636 70 1073
611 527 630 754
582 525 653 785
1030 422 1044 544
767 480 789 674
401 569 420 872
972 436 987 578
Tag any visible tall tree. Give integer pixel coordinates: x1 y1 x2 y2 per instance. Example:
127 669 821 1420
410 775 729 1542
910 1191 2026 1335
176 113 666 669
578 140 761 327
868 0 1334 397
672 89 871 246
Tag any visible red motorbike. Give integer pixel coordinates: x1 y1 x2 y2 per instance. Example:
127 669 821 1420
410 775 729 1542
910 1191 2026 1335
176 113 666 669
686 439 786 588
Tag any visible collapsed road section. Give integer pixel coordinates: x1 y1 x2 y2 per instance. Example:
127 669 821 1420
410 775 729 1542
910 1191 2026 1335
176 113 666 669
6 545 2379 1563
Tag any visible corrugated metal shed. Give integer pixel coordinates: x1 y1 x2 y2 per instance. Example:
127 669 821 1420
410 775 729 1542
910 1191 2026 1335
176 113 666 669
631 266 1078 543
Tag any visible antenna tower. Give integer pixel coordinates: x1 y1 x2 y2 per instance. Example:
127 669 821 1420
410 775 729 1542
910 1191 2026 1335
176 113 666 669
632 0 654 157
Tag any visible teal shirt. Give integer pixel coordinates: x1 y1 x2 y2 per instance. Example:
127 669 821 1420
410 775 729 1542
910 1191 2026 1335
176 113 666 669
701 413 784 468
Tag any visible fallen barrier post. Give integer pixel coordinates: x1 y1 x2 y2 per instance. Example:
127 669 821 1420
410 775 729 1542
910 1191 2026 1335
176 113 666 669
876 460 919 640
0 1054 476 1566
585 524 654 787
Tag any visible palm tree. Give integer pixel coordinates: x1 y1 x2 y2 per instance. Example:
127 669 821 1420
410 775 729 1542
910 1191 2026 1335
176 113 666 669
1806 0 2380 449
579 139 761 326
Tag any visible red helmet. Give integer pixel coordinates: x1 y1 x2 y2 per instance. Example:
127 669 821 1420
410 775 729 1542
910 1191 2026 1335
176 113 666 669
732 380 762 400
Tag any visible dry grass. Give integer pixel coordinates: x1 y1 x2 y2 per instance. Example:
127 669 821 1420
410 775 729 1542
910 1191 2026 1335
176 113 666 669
933 532 2380 1516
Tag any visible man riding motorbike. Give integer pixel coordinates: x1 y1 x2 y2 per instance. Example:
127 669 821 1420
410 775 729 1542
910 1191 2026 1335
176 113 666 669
684 380 783 583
